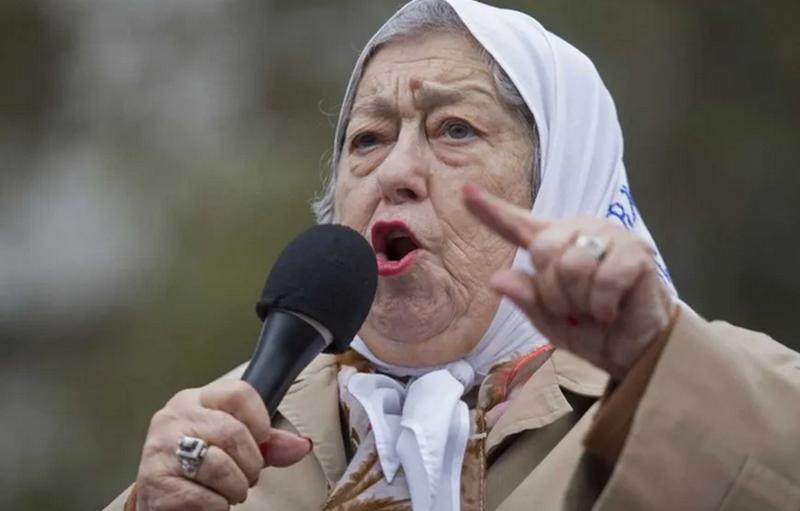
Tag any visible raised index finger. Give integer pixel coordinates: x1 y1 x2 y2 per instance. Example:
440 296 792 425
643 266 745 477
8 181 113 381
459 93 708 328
462 183 549 248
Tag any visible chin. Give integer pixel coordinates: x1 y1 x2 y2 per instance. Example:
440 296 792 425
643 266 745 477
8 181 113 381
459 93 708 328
367 306 453 345
367 283 457 345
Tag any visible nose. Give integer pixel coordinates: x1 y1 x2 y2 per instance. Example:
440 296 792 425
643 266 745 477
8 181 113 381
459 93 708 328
375 127 429 205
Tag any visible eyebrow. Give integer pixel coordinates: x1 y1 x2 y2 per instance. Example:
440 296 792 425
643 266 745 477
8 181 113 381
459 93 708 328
413 82 465 111
349 81 493 120
350 96 398 119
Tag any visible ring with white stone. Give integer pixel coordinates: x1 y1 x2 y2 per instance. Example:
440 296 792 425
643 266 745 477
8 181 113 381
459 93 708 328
175 436 209 479
574 235 608 262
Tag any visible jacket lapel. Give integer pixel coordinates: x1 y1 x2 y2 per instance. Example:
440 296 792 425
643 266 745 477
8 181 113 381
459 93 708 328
487 349 607 454
486 349 608 510
277 354 347 487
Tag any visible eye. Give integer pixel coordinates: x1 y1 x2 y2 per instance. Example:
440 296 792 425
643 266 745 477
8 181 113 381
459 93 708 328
351 132 381 152
443 120 475 141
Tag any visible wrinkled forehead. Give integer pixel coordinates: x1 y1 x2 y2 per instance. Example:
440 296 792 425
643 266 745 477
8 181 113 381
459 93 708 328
353 31 495 101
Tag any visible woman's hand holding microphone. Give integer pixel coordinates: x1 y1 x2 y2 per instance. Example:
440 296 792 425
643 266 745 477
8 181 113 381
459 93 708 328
134 379 312 511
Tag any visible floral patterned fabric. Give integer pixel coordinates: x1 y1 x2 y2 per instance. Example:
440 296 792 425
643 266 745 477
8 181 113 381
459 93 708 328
324 345 554 511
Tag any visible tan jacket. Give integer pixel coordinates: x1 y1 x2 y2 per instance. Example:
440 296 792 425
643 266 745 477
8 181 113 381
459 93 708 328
104 308 800 510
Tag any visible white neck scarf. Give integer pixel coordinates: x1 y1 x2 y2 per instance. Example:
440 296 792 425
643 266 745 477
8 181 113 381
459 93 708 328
335 1 677 509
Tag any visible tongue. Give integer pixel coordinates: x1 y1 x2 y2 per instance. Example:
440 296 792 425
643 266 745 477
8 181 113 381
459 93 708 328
387 237 417 261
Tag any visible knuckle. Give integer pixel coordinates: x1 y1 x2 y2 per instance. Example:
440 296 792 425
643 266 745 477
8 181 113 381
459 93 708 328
226 381 256 410
627 256 650 279
206 455 235 483
589 295 606 316
171 388 198 404
594 272 621 294
141 477 193 511
633 236 656 254
592 301 615 323
557 253 588 284
231 379 258 398
248 469 261 488
150 408 177 429
218 419 250 450
136 471 158 493
590 285 618 319
529 252 549 271
220 417 250 442
529 232 564 266
530 232 557 256
140 438 164 461
616 258 640 278
602 300 617 317
152 492 184 511
599 218 627 236
170 487 214 511
203 380 258 414
231 479 249 504
641 256 657 274
236 449 260 479
211 501 231 511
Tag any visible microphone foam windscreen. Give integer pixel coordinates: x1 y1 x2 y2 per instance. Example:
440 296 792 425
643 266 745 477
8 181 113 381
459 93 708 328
255 224 378 352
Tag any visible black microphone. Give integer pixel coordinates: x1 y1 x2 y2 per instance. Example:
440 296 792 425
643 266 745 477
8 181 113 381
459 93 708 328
242 224 378 417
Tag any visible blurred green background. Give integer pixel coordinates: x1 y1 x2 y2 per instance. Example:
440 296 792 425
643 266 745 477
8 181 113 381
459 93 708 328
1 0 798 509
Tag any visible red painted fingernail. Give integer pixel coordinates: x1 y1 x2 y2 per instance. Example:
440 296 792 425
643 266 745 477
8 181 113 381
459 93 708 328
565 314 579 326
259 441 269 460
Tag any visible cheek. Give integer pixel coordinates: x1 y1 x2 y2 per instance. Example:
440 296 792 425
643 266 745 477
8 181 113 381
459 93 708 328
334 171 378 234
486 133 534 208
428 140 529 280
432 181 512 283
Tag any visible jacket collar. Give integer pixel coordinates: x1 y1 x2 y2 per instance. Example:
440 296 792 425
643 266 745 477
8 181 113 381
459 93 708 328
245 348 608 484
486 349 607 454
551 348 609 397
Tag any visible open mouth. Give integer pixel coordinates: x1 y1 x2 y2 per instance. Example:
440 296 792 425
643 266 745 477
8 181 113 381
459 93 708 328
371 220 422 276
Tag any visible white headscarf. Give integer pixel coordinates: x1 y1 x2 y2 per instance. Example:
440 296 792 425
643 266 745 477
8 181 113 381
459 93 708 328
339 1 676 509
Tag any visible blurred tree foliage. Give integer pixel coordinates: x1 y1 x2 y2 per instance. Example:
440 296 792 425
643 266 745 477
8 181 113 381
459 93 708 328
0 1 798 509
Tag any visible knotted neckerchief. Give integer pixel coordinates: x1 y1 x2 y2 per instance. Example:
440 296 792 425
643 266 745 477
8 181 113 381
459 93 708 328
324 345 554 511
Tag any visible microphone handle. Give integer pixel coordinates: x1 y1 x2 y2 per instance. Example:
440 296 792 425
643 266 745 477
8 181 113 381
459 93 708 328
242 310 328 418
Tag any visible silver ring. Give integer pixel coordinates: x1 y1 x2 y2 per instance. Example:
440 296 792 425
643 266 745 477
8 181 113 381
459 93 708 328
175 436 209 479
574 235 608 262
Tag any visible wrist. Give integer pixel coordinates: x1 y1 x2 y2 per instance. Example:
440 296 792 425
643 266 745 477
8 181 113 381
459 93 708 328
622 300 681 383
585 303 681 464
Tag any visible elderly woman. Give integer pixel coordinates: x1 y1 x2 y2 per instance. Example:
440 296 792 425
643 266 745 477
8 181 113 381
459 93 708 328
105 0 800 510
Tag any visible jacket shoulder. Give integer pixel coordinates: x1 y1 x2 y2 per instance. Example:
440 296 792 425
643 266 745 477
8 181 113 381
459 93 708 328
596 306 800 510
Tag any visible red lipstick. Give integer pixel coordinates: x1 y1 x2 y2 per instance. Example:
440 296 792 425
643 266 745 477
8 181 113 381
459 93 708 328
370 220 422 277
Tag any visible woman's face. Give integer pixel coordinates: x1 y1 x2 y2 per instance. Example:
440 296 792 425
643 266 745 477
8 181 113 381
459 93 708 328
335 31 533 367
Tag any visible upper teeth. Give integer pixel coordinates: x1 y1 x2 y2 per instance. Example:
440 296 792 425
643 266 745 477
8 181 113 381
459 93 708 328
386 229 407 241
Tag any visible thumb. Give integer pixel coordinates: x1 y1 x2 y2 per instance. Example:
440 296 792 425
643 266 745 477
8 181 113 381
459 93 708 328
263 430 313 468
